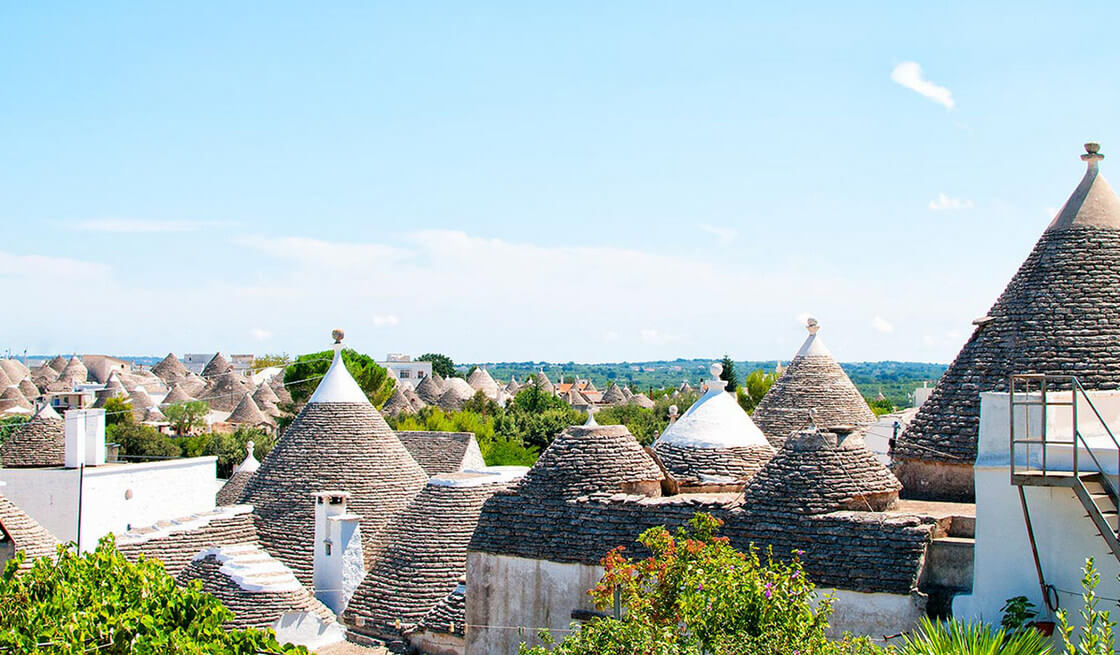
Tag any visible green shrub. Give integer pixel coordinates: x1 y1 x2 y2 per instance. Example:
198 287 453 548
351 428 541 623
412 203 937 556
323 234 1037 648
521 513 878 655
0 537 306 653
0 416 29 446
109 423 180 460
1058 557 1116 655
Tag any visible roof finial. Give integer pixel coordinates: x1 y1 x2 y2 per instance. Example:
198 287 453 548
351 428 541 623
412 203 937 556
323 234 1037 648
1083 142 1104 168
331 329 345 344
806 317 820 335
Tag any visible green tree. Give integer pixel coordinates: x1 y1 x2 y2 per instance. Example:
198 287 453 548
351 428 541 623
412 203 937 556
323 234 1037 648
737 369 779 414
719 355 738 392
109 424 180 460
866 396 894 416
521 513 878 655
251 353 291 373
0 537 307 654
178 427 275 478
163 401 210 436
103 395 134 426
418 353 457 379
285 349 395 406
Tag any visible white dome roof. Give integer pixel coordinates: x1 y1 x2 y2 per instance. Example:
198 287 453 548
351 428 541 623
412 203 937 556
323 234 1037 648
309 338 369 404
655 367 769 449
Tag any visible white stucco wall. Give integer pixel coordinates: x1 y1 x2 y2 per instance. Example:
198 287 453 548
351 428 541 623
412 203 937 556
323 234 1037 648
1 457 217 550
954 391 1120 652
274 611 346 651
466 552 925 655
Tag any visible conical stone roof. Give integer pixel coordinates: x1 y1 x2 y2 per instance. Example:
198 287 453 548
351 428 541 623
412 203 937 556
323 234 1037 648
438 377 476 412
252 382 280 407
628 393 655 410
514 424 664 498
467 367 499 399
46 355 68 372
59 356 88 384
268 377 292 404
161 383 195 406
415 375 444 405
380 386 415 418
32 365 59 388
217 442 262 506
152 353 189 382
533 371 555 395
1 404 64 468
202 353 233 378
17 378 39 401
344 471 521 641
0 387 32 413
227 394 272 428
504 376 521 396
653 364 774 481
601 383 626 405
896 144 1120 496
93 373 129 408
403 384 425 411
182 374 208 399
238 332 428 584
205 371 254 412
141 406 167 424
0 360 27 383
0 369 12 391
752 318 875 448
745 429 901 514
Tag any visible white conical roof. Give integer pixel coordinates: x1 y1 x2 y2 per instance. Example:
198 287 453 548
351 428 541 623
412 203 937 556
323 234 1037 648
1048 143 1120 231
795 317 833 357
656 363 769 449
308 342 368 404
234 441 261 474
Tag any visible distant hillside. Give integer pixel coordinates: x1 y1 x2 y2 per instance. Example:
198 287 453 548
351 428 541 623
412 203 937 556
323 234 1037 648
464 359 947 409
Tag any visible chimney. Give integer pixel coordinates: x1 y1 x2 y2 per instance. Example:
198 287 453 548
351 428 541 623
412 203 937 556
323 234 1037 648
65 409 107 468
668 405 679 425
312 491 363 614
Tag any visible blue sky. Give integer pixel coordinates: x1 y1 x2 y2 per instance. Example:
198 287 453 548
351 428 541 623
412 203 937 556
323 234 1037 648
2 2 1118 363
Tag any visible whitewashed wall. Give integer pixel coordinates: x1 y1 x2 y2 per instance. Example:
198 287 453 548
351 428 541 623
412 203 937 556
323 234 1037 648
954 391 1120 653
2 457 217 550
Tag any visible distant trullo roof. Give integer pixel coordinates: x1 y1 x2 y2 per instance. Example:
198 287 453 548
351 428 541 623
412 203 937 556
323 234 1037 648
751 318 875 448
533 370 554 395
18 378 39 401
402 384 425 411
93 373 128 408
415 374 444 405
601 382 626 405
217 442 261 506
151 353 189 382
1 404 64 468
46 355 68 372
202 353 233 378
0 387 32 413
745 428 901 514
0 368 13 392
896 143 1120 472
344 470 522 641
504 376 521 396
161 383 195 406
238 331 428 584
0 360 28 383
628 392 655 409
438 377 476 412
252 382 280 407
380 386 416 418
227 393 272 428
653 363 774 482
59 356 88 384
204 371 254 412
467 367 499 399
268 376 292 404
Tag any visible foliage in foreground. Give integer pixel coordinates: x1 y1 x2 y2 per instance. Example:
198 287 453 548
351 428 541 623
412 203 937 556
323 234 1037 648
520 513 878 655
0 537 306 655
1058 557 1116 655
895 616 1052 655
0 415 29 446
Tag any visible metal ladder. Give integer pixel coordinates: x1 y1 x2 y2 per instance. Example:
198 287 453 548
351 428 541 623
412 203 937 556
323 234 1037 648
1010 374 1120 561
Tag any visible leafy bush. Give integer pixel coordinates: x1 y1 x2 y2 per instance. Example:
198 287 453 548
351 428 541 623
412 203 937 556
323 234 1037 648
1001 595 1039 634
0 537 307 654
103 395 134 426
521 513 878 655
179 427 275 478
895 616 1052 655
737 368 778 414
163 400 209 436
1058 557 1115 655
0 415 29 446
109 423 180 460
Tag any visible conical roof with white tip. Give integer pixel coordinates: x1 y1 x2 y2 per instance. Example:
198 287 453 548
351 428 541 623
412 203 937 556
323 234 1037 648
752 319 875 448
238 331 428 584
653 363 774 481
896 144 1120 500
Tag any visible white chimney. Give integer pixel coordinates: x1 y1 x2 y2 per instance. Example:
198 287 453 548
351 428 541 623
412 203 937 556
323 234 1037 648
83 409 106 466
64 410 87 469
312 491 363 615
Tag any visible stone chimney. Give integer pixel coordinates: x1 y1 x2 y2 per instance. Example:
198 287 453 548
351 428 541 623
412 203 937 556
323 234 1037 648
312 491 363 615
64 409 106 468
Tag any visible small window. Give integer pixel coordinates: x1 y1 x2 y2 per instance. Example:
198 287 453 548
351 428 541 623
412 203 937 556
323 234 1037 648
400 370 410 379
324 541 332 556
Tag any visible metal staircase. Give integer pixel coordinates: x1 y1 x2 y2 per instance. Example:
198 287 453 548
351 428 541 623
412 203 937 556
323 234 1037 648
1010 374 1120 561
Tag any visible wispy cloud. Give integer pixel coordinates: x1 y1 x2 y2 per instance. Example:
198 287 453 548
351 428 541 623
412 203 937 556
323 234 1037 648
249 328 272 341
698 223 738 245
639 328 683 346
929 193 973 211
72 219 230 233
871 316 894 334
0 251 110 279
891 61 955 110
373 314 400 327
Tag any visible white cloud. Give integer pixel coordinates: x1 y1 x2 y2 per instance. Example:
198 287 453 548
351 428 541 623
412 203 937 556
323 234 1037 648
698 223 738 245
249 328 272 341
871 316 895 334
72 219 229 233
639 329 683 346
891 61 955 110
373 314 400 327
929 193 973 211
0 251 110 279
237 235 405 270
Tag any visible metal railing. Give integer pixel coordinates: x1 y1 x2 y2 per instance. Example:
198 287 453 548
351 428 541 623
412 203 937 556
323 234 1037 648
1009 373 1120 500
